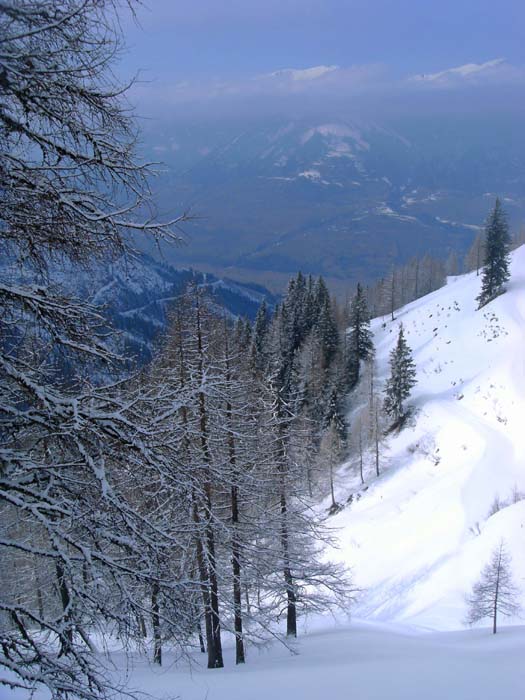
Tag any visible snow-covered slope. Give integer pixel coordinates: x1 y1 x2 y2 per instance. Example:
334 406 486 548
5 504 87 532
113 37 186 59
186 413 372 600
331 246 525 630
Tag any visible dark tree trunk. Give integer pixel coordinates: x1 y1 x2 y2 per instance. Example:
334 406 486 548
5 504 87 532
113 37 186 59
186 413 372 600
138 612 147 639
493 562 500 635
375 408 380 478
196 298 224 669
198 622 206 653
151 582 162 665
359 428 364 484
277 410 297 638
192 492 221 668
224 329 246 664
330 460 337 508
55 562 73 657
231 483 245 663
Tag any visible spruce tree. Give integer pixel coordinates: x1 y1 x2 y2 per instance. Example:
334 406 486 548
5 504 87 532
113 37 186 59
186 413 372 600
346 283 374 390
250 300 269 373
314 277 339 368
476 198 511 308
384 323 417 422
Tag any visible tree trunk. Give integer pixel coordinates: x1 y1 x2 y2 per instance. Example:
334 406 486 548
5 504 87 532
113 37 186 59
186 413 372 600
55 562 73 657
390 270 395 321
198 622 206 653
493 558 500 635
278 414 297 638
374 407 380 477
279 414 297 636
231 483 245 663
192 491 221 668
196 298 224 669
359 428 364 484
224 331 246 665
151 581 162 665
329 460 337 508
178 311 222 669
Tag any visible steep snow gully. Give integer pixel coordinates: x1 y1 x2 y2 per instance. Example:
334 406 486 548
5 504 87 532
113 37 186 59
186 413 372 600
329 245 525 631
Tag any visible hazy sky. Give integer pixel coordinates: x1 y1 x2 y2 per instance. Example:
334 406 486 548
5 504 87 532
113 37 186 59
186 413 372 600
119 0 525 113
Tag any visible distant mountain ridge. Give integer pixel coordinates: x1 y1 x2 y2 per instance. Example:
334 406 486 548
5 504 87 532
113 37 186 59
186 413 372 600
77 253 277 363
3 252 277 366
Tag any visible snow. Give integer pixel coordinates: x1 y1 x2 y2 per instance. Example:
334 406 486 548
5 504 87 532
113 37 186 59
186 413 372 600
301 123 370 151
329 245 525 630
123 623 524 700
6 620 524 700
412 58 505 83
436 216 483 232
376 203 418 223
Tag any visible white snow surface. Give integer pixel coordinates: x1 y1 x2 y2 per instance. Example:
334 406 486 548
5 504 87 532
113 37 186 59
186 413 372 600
329 245 525 631
412 58 506 82
5 620 524 700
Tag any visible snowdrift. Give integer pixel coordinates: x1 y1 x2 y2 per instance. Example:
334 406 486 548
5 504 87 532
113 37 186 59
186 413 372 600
331 246 525 630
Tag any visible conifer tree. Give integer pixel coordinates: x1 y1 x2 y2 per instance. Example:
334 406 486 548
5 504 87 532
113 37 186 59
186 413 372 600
346 283 374 390
384 324 417 422
466 541 520 634
314 277 339 368
476 199 511 308
251 300 269 373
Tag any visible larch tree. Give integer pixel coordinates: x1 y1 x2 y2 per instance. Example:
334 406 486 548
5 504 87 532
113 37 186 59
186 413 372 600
476 199 511 308
383 324 417 424
0 1 188 697
319 418 345 513
464 231 486 275
466 541 520 634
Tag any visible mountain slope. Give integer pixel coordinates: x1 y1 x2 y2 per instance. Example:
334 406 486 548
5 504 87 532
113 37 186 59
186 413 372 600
3 253 277 366
330 245 525 629
71 253 277 362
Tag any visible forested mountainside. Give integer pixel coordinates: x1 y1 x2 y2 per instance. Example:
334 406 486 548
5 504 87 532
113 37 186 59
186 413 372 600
1 252 277 364
70 253 278 362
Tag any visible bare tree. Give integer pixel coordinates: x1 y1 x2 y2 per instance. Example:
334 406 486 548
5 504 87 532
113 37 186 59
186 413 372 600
318 419 344 512
466 541 520 634
1 1 188 697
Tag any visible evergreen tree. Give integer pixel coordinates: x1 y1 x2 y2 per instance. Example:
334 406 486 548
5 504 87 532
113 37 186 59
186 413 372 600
384 323 417 422
476 199 511 308
324 386 347 442
346 283 374 390
466 541 520 634
250 300 270 373
314 277 339 368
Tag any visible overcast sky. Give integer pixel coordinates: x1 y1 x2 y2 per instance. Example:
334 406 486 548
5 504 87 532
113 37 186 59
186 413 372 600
119 0 525 114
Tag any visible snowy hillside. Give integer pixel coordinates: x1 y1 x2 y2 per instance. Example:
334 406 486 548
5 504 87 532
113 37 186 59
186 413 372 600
330 245 525 630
